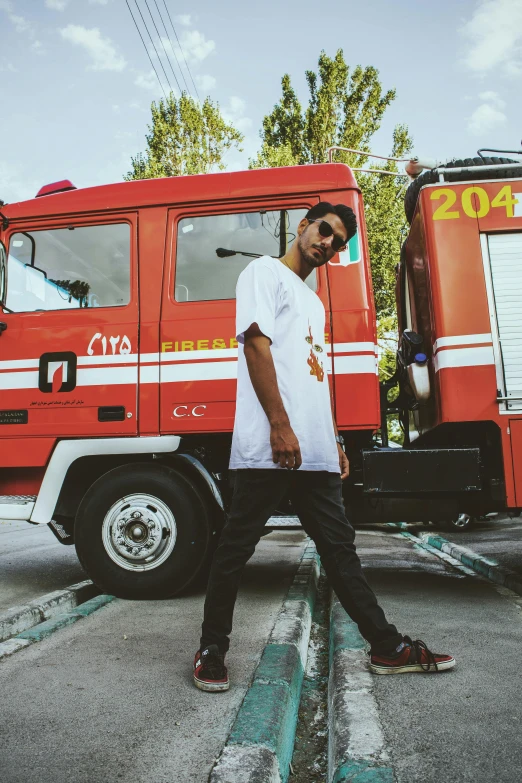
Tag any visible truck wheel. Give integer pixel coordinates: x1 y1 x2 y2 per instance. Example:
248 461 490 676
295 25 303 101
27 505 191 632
74 463 211 599
443 513 475 532
404 156 522 224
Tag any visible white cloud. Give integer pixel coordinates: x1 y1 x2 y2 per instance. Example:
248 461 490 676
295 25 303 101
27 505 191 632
60 25 126 71
478 90 505 108
46 0 109 8
0 1 33 34
461 0 522 76
46 0 69 9
134 69 159 92
153 31 215 67
223 96 252 134
468 102 508 135
179 29 215 63
195 74 216 91
175 14 192 26
0 60 17 72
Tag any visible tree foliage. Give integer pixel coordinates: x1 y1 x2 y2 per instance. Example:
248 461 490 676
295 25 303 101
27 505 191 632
125 93 244 180
250 50 413 318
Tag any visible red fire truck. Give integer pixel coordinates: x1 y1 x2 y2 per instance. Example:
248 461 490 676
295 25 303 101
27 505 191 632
0 155 520 598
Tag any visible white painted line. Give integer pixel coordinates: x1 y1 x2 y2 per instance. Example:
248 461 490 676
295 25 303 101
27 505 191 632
76 366 138 386
434 345 495 372
139 365 160 384
433 333 492 352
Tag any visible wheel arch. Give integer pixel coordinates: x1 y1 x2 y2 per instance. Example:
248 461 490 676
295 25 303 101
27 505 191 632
30 437 181 524
30 437 225 527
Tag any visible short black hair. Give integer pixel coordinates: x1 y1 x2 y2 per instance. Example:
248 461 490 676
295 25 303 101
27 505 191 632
305 202 357 243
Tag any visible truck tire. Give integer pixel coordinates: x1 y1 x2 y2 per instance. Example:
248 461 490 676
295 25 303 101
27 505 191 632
404 156 522 224
74 463 211 599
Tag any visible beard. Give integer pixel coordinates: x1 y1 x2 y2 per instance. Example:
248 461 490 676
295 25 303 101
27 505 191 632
298 235 330 268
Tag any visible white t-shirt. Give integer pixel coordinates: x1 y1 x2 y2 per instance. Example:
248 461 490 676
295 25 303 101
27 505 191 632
229 255 340 473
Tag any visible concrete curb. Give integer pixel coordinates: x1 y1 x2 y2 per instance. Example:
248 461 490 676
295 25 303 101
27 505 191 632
328 594 394 783
210 540 320 783
417 532 522 596
0 594 115 661
0 580 99 643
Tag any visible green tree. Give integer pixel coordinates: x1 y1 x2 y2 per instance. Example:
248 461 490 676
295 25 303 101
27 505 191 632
250 50 413 319
125 93 244 180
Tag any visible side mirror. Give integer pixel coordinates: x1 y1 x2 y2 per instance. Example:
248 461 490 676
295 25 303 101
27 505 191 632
0 241 7 309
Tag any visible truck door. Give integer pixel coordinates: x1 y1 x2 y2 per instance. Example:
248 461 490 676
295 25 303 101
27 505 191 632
159 202 320 434
0 214 138 438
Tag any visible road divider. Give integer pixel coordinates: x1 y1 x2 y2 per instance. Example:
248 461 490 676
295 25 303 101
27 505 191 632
328 594 394 783
417 532 522 596
385 523 522 597
0 590 113 661
210 540 320 783
0 580 99 643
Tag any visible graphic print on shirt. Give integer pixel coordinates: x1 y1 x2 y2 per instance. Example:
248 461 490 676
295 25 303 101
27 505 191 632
305 324 324 382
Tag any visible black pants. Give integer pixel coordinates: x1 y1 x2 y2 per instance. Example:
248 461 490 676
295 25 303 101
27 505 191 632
201 469 402 655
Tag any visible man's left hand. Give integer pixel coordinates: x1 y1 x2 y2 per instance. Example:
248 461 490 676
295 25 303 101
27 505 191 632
338 443 350 480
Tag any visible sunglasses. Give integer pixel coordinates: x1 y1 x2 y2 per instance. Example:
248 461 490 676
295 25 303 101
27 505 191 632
308 219 347 252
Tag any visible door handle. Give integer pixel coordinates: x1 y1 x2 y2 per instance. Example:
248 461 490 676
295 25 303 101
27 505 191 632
98 406 125 422
0 322 7 333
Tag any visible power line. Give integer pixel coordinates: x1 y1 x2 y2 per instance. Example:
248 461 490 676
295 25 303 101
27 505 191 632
152 0 192 97
133 0 175 98
125 0 168 101
161 0 201 102
143 0 183 96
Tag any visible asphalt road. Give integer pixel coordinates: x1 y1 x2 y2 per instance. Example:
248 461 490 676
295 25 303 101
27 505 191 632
2 520 522 782
0 520 87 613
0 530 307 783
359 529 522 783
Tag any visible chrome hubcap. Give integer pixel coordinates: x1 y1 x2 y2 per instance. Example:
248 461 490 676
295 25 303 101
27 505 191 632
102 494 177 572
454 513 471 528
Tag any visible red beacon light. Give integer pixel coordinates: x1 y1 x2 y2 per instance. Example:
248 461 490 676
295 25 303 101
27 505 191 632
36 179 77 198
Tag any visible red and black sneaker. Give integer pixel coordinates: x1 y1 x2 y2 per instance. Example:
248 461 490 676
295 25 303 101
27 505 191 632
193 645 229 692
369 636 455 675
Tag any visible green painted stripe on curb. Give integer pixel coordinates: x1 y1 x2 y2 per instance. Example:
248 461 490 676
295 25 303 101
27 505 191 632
70 594 115 616
214 541 319 783
16 595 114 643
229 680 300 780
254 643 304 700
333 761 395 783
17 613 80 641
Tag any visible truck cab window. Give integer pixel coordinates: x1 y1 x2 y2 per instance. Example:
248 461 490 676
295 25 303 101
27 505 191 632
6 223 131 312
175 208 317 302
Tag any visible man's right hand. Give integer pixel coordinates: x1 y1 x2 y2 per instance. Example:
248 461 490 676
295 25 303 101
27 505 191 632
270 422 302 469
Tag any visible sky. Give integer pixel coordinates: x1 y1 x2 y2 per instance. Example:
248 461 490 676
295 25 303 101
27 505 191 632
1 0 521 204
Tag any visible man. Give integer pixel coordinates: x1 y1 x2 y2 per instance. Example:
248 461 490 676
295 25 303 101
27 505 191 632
194 202 455 692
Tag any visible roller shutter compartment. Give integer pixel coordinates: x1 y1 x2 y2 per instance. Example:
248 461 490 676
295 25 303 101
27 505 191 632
488 232 522 410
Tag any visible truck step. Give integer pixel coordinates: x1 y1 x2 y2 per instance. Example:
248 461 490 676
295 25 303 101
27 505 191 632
0 496 36 521
266 515 302 528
